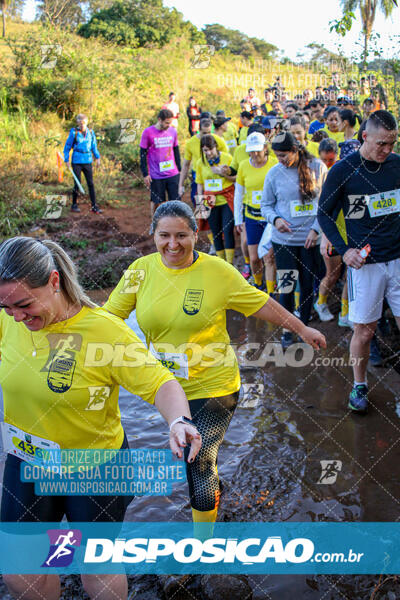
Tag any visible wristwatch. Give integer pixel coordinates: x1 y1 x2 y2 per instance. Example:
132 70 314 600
169 416 196 431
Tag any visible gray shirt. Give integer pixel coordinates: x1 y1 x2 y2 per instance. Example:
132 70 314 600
261 158 327 246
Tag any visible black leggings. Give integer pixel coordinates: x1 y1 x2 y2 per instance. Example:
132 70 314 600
72 162 96 206
207 203 235 251
184 392 239 512
272 242 320 325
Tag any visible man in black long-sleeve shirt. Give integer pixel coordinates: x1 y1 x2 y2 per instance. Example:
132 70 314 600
318 110 400 414
139 109 181 217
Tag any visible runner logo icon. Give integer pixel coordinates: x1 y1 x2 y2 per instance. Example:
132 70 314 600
276 270 299 294
42 529 82 568
346 195 368 219
317 460 342 484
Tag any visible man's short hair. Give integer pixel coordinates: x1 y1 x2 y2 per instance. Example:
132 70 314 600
158 108 173 121
241 111 253 120
366 110 398 132
286 102 299 111
76 113 88 122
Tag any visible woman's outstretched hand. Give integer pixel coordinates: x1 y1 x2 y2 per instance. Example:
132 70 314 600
170 422 202 462
298 326 327 350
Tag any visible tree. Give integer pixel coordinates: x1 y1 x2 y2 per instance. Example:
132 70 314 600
202 23 277 60
36 0 85 28
340 0 398 67
79 0 204 47
0 0 24 37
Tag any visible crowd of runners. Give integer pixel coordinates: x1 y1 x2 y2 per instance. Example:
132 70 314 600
136 74 399 417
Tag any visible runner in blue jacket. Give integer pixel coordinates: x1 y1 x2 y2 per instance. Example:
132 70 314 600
63 113 102 214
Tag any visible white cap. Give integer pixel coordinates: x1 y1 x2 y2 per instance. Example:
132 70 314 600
246 132 265 152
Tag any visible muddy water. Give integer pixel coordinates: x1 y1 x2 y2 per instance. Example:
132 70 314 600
1 305 399 598
119 309 400 597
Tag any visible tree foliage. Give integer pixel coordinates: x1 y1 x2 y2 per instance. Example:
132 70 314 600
78 0 205 47
36 0 85 28
202 23 277 60
340 0 397 66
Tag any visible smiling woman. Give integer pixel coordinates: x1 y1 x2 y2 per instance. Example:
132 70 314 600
0 236 201 600
104 200 326 526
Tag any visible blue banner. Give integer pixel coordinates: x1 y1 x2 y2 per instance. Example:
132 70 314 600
0 522 399 574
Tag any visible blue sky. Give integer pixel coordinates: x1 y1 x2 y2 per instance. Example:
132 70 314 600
22 0 400 62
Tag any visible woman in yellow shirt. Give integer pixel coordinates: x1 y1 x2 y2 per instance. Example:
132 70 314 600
196 134 236 263
322 107 345 144
105 200 326 526
0 236 200 600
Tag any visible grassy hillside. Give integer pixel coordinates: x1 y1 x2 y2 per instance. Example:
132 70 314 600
0 19 346 238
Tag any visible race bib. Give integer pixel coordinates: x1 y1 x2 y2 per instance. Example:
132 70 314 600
159 160 173 172
290 200 317 217
204 179 223 192
367 189 400 218
251 190 262 207
226 139 237 149
150 344 189 380
1 422 60 466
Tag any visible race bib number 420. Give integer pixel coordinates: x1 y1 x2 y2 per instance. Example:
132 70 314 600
367 189 400 218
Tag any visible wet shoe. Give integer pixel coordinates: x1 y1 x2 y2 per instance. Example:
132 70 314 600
294 309 300 318
208 243 216 255
313 301 334 322
348 384 368 413
241 263 251 279
91 205 102 214
281 331 294 349
369 336 383 367
338 313 353 329
71 204 80 213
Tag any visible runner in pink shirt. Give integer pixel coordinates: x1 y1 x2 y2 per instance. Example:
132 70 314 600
140 109 181 216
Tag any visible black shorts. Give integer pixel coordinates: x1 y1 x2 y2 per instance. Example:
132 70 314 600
150 174 180 204
1 433 133 523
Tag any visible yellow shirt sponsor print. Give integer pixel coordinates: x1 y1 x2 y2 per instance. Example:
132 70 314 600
104 253 268 400
0 306 174 450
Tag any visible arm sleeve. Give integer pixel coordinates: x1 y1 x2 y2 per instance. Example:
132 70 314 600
103 262 141 319
174 145 181 172
215 135 229 154
311 160 327 233
317 164 349 255
222 262 269 316
195 159 204 184
63 130 74 162
234 183 245 225
109 327 176 405
184 142 193 162
261 171 279 225
140 148 149 177
91 131 100 159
